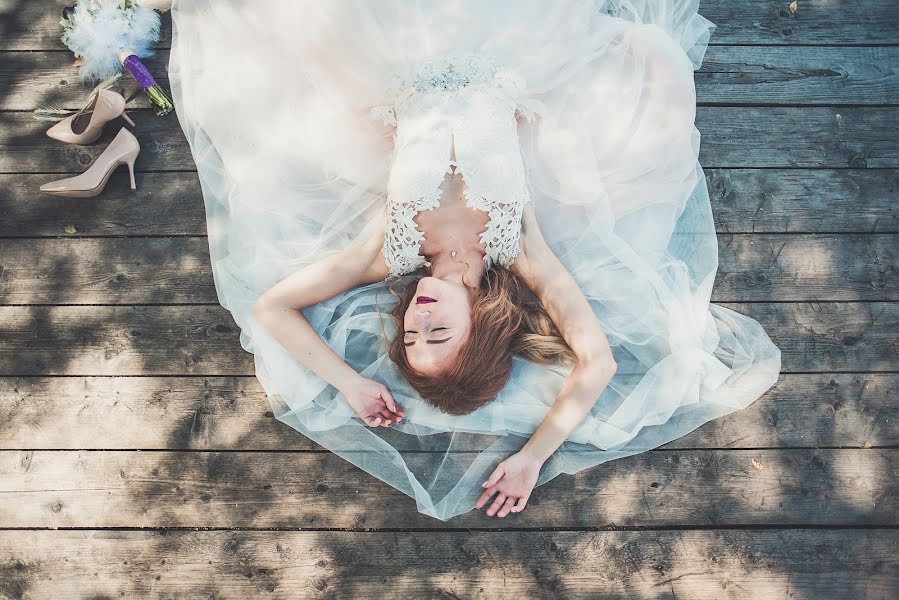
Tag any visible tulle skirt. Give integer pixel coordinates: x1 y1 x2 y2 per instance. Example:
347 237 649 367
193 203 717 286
169 0 782 521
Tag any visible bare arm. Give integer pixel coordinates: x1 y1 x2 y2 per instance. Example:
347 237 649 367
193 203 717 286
478 203 617 515
252 211 403 426
511 202 617 462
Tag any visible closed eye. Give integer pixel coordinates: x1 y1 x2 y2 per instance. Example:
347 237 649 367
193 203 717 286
405 337 452 347
404 327 449 347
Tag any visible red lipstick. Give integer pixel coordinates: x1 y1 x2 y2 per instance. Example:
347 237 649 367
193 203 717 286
416 296 437 304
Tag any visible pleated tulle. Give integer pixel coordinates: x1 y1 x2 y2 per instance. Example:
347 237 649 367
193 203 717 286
169 0 781 521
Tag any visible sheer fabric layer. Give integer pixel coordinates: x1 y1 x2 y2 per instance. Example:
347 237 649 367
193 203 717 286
169 0 781 521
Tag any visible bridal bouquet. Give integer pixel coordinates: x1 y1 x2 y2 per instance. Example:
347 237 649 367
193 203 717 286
60 0 173 115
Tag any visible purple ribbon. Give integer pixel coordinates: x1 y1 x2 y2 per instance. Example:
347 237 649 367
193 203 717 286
122 54 158 89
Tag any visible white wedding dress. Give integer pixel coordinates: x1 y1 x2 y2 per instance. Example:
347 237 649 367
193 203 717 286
169 0 782 521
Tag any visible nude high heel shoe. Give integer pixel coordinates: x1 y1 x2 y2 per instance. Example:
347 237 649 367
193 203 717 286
45 88 135 145
40 128 140 197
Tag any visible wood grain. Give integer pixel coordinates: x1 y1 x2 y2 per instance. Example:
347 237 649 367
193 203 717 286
0 237 220 305
0 448 894 528
707 168 899 233
697 46 899 105
1 374 894 451
694 107 899 168
4 0 898 49
715 233 896 301
721 302 898 373
702 0 899 46
0 234 893 304
2 1 897 596
5 108 897 172
0 529 895 599
4 46 898 110
0 303 895 375
0 305 253 376
3 170 896 236
0 0 172 51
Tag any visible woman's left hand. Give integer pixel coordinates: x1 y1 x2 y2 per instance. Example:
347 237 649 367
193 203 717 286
475 450 543 517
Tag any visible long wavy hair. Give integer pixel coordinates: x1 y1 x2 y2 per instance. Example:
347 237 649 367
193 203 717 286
384 265 576 415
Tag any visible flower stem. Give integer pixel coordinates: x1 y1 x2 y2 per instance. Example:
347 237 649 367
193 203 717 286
120 52 174 116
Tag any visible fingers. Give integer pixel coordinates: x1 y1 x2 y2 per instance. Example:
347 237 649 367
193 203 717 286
362 407 402 428
476 487 526 517
380 410 402 424
482 464 505 488
475 486 497 509
379 386 405 419
486 493 506 517
496 495 518 518
379 386 399 414
511 494 530 513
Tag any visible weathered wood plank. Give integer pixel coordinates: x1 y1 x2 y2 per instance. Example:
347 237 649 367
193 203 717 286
695 107 899 168
1 529 895 599
0 305 253 376
1 374 894 450
0 238 220 305
0 448 893 528
3 108 898 171
715 233 897 301
4 0 899 50
0 110 186 173
0 173 207 236
3 170 896 236
0 303 894 375
0 52 170 111
0 0 171 51
697 46 899 105
721 302 898 373
5 46 898 110
702 0 899 46
708 169 899 233
1 234 893 304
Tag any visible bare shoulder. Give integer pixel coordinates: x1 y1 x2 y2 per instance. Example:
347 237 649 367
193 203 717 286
361 243 390 283
510 202 548 287
359 206 391 283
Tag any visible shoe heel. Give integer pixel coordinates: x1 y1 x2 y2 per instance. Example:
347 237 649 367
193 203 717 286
122 111 136 127
125 158 137 190
121 143 140 190
40 128 140 197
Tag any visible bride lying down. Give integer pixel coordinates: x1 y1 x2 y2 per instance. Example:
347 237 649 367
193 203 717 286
168 0 782 521
253 178 617 517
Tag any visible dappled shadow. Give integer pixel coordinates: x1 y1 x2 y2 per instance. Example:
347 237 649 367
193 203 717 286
0 172 207 237
1 153 893 600
1 367 894 596
1 52 171 112
2 108 186 175
1 2 896 596
0 237 217 305
0 302 250 377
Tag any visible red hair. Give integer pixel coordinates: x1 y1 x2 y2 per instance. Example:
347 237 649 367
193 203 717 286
385 265 575 415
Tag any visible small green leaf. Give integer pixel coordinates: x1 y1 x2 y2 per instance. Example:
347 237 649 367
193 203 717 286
64 224 78 234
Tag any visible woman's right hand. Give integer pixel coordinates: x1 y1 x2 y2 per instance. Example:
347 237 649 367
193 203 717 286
340 376 405 427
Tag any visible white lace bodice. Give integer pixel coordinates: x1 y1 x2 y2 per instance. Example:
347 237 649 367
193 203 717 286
370 53 536 279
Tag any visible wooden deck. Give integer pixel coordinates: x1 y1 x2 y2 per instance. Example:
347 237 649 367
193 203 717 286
1 1 897 597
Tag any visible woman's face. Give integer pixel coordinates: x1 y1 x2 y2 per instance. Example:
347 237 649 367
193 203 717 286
403 276 474 375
